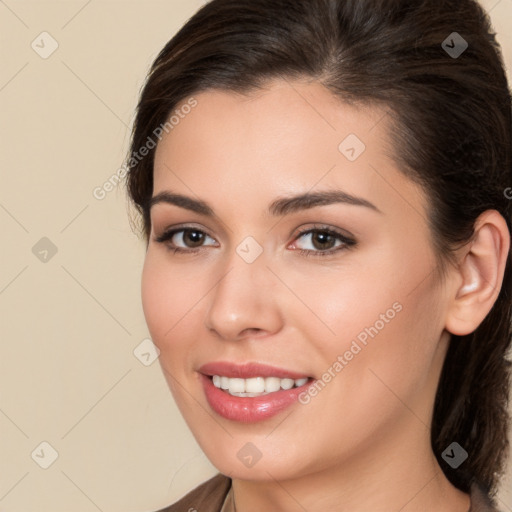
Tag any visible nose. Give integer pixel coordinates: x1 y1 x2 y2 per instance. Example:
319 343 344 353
203 250 284 341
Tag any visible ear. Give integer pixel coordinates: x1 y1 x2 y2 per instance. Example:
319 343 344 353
445 210 510 336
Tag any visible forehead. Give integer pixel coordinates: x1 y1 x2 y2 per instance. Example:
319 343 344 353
156 79 390 160
152 79 426 221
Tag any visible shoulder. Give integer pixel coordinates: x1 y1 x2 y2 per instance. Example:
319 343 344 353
154 473 232 512
469 481 502 512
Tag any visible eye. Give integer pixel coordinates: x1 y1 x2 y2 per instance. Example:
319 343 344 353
154 224 356 257
154 227 217 253
290 226 356 257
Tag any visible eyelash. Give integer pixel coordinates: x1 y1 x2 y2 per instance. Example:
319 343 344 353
154 225 356 258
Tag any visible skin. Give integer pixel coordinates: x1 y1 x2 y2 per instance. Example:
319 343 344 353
141 78 510 511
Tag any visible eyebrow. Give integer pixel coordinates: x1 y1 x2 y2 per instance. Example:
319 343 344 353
149 189 381 217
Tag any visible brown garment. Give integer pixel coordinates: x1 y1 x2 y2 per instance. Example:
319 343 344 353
156 473 501 512
157 474 230 512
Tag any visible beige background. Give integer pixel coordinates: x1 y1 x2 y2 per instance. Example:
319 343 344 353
0 1 511 511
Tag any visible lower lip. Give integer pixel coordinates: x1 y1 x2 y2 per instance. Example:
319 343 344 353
201 374 313 423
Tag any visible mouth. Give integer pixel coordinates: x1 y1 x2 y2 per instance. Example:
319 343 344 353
198 361 315 422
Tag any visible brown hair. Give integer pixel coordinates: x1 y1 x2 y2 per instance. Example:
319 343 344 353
125 0 512 499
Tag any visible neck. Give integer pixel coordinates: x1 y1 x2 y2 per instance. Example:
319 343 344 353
231 417 470 512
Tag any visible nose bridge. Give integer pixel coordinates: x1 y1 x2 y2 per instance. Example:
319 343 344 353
204 242 281 340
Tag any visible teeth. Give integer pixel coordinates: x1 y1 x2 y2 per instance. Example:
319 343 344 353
280 378 294 390
265 377 281 393
229 378 245 393
211 375 310 396
220 376 230 390
245 377 265 393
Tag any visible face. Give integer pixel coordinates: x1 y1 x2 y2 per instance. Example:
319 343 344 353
142 79 452 482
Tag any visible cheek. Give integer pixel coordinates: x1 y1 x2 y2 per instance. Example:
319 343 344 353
141 251 215 378
141 252 189 353
141 253 167 340
332 273 446 420
296 246 443 387
281 258 403 356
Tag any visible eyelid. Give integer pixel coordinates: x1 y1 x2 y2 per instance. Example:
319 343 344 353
288 225 356 252
290 224 355 242
153 224 218 245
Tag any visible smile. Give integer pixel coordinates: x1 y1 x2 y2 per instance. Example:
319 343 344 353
198 362 315 422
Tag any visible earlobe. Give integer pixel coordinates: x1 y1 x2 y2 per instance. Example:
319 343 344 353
445 210 510 336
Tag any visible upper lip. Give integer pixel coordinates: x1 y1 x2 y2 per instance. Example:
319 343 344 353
199 361 310 379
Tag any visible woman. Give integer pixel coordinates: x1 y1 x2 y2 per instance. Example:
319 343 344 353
125 0 512 510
